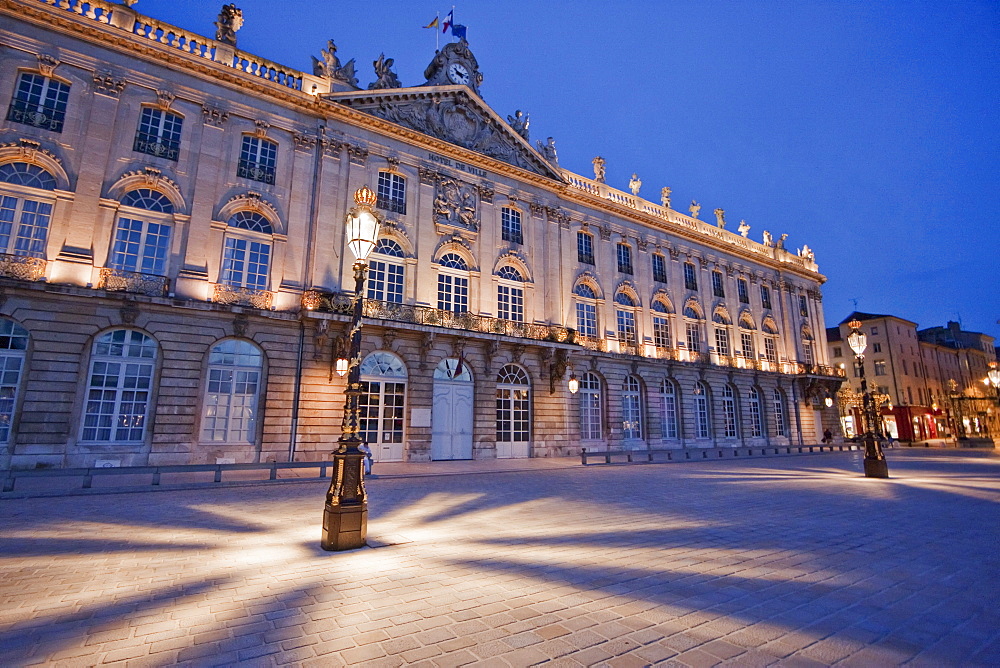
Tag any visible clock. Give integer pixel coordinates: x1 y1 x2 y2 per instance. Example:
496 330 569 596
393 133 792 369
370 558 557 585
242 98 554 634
447 63 470 85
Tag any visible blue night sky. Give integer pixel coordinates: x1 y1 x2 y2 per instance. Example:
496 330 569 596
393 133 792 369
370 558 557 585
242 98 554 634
136 0 1000 341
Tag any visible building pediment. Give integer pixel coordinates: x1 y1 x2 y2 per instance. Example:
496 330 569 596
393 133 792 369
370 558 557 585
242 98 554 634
326 87 562 180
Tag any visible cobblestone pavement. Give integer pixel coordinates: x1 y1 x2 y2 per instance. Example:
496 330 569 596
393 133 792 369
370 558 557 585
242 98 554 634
1 449 999 667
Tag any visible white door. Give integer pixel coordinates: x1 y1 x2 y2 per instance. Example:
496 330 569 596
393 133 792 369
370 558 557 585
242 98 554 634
432 382 474 460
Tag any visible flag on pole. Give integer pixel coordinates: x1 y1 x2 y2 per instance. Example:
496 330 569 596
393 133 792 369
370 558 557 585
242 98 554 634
442 9 453 33
451 24 467 40
423 16 439 29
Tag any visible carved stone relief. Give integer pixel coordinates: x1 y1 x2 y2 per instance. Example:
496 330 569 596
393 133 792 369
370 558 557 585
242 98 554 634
92 72 126 97
433 177 479 232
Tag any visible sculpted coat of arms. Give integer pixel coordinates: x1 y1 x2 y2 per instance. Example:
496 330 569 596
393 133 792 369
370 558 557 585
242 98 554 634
433 177 478 231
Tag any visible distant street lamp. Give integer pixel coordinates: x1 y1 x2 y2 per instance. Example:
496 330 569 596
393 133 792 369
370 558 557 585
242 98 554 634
989 362 1000 406
322 185 382 551
846 319 889 478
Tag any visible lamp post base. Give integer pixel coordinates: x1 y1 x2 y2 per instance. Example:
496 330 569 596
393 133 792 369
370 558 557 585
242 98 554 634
864 457 889 478
321 502 368 551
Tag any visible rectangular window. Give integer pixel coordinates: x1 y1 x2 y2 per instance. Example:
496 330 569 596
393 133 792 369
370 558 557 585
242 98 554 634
498 285 524 322
501 207 523 245
366 258 404 303
576 301 597 338
902 359 908 375
712 271 725 298
833 346 842 358
109 217 171 275
222 237 270 289
760 285 772 310
715 328 730 357
748 393 762 438
873 342 882 353
616 243 633 274
7 72 70 133
764 337 777 363
803 342 814 365
799 295 808 317
737 278 749 304
773 392 786 437
741 332 755 359
871 326 879 335
653 317 671 348
662 389 678 439
874 360 887 376
695 395 710 438
237 136 277 185
684 262 698 291
685 323 701 353
0 194 53 258
133 107 182 161
376 171 406 214
617 309 637 346
652 254 668 283
577 232 594 265
723 395 737 438
437 273 469 313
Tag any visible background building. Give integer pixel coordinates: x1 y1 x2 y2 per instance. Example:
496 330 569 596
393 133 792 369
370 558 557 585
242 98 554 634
0 0 842 469
828 313 997 441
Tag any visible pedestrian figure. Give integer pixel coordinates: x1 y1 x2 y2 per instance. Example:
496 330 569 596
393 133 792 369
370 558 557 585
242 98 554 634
358 442 373 476
822 428 832 445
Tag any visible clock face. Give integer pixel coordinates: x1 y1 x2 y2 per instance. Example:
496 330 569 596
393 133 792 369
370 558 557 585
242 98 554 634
447 63 470 85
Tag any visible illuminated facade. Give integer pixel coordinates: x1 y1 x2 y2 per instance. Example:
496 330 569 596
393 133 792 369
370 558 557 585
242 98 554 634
0 0 843 468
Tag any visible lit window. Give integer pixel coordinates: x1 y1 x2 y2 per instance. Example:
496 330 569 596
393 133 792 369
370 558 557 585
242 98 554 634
376 171 406 214
201 339 263 444
81 329 157 443
133 107 182 161
7 72 70 132
237 136 277 184
501 207 523 245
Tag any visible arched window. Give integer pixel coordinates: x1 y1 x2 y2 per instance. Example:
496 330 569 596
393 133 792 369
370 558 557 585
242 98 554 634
360 352 407 461
201 340 263 444
367 238 405 304
0 161 57 258
762 317 780 365
652 299 672 349
81 329 157 443
237 135 277 184
579 372 602 440
739 312 757 361
496 364 530 457
497 266 524 322
376 171 406 215
615 291 637 346
437 252 470 313
108 189 174 276
574 283 598 339
683 301 704 354
722 385 739 439
773 388 787 437
221 210 273 290
801 326 815 366
694 381 711 439
0 319 29 444
748 387 764 438
661 379 679 440
622 376 643 440
8 72 70 132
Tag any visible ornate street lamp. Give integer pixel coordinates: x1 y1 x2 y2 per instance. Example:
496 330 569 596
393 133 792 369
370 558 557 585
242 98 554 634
846 319 888 478
321 185 382 551
989 362 1000 406
567 373 579 395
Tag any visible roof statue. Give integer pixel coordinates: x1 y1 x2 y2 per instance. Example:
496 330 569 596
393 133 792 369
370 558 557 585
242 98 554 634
629 173 641 196
313 40 358 87
507 110 529 141
689 200 701 219
536 137 558 164
660 186 671 209
798 244 815 262
592 156 606 183
777 233 788 250
214 3 243 46
762 230 773 246
738 219 750 237
714 208 725 228
368 53 401 90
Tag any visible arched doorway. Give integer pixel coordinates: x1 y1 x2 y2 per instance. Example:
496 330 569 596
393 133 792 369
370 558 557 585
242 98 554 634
432 358 474 460
359 351 407 462
496 364 530 459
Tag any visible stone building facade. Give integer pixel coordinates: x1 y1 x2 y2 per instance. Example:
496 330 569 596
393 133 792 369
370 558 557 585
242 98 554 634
0 0 843 469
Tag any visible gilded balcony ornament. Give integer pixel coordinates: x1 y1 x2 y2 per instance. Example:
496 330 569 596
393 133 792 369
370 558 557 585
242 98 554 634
0 254 46 281
213 283 273 310
98 268 168 296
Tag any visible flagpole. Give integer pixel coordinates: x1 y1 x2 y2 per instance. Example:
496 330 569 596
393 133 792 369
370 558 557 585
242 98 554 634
435 12 440 51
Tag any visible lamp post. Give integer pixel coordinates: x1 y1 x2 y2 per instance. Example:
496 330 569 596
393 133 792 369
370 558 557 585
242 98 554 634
846 319 888 478
989 363 1000 406
321 185 382 552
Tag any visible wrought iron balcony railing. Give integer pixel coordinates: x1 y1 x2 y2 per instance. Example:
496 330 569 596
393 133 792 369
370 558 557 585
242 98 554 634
98 268 169 296
132 132 180 161
236 160 276 185
213 284 273 309
0 253 46 281
376 196 406 215
6 99 65 133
